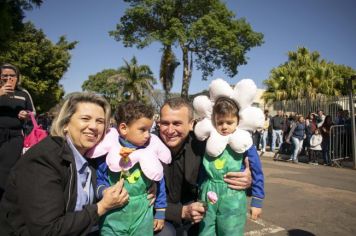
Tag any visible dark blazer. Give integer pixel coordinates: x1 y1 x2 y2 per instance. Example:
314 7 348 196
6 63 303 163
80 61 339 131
163 132 206 224
0 136 99 236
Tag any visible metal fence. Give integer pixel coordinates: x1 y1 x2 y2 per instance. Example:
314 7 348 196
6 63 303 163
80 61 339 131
329 125 352 167
271 96 356 164
272 95 356 122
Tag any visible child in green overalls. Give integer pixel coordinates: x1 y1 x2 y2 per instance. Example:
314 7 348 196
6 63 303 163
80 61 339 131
198 97 265 236
95 101 170 235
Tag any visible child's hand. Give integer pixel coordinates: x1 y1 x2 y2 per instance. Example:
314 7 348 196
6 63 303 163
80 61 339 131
153 219 165 232
250 207 262 220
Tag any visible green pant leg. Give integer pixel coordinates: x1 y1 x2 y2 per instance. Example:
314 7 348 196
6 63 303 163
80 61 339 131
199 201 218 236
100 194 153 236
131 204 153 236
216 192 247 236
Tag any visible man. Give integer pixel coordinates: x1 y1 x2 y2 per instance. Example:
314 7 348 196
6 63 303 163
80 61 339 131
270 110 285 152
156 97 252 236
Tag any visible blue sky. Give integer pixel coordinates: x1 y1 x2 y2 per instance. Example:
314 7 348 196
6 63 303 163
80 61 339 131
25 0 356 95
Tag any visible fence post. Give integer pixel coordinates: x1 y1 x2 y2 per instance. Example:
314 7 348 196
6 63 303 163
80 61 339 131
346 75 356 169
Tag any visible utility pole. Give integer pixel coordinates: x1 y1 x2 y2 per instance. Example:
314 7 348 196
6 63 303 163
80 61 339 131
346 75 356 169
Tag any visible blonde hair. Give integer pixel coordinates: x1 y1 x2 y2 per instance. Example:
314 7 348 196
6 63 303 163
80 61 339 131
50 92 111 138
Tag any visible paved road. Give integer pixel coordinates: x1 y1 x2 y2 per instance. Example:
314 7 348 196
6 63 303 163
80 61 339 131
244 152 356 236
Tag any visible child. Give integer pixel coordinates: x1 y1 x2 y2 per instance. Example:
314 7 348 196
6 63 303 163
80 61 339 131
309 128 322 165
91 101 171 235
197 96 264 236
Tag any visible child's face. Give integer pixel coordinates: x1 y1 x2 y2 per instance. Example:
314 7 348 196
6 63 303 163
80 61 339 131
119 117 154 147
214 113 239 136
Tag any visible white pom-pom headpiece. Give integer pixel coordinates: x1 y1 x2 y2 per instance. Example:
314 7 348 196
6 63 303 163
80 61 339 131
193 78 264 157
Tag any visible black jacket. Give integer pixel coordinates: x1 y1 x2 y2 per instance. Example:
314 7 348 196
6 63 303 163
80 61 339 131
0 136 99 236
163 132 205 224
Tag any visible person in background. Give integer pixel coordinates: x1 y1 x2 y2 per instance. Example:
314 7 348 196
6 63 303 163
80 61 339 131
303 112 317 156
286 115 306 164
316 110 326 128
156 97 252 236
0 93 129 235
309 128 322 165
321 115 334 165
270 110 285 152
0 63 35 200
260 110 270 153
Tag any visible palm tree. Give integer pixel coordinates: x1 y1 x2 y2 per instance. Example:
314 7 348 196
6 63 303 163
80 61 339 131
159 45 180 99
110 57 157 102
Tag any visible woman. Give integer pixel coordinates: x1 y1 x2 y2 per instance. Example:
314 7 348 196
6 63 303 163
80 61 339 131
303 112 317 156
0 63 35 199
286 115 305 164
0 93 129 235
321 115 334 165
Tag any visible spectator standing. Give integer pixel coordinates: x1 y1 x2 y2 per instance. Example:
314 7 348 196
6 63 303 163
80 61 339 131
270 110 285 152
286 115 306 164
316 110 326 128
303 113 317 155
321 115 334 165
309 128 322 165
0 63 35 200
260 110 270 152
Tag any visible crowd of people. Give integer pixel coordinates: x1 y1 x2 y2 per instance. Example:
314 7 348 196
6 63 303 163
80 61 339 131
253 108 354 165
1 66 259 236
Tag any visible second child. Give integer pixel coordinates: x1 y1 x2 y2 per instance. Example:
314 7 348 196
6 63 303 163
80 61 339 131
196 96 265 235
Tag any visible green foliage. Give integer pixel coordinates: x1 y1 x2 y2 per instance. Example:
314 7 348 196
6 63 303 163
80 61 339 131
82 57 157 110
0 22 77 112
263 47 356 103
0 0 43 51
111 0 263 98
159 45 180 99
82 68 122 109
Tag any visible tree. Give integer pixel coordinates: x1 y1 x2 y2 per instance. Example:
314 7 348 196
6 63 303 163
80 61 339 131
262 47 356 103
159 45 180 99
82 57 157 108
112 56 157 103
0 22 77 112
0 0 43 51
110 0 263 98
82 69 122 109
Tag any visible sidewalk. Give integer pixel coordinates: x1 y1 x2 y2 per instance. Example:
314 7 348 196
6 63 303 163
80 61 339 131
258 150 355 169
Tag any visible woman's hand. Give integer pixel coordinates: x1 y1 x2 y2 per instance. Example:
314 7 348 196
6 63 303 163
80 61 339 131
18 110 29 120
224 158 252 190
97 178 129 216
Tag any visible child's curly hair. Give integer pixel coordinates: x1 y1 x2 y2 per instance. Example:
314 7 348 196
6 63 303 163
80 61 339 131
114 101 154 125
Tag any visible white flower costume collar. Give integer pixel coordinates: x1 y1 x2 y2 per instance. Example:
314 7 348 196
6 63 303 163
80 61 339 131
86 128 171 181
193 78 264 157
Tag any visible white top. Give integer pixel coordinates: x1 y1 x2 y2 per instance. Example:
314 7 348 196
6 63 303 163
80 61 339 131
309 134 322 150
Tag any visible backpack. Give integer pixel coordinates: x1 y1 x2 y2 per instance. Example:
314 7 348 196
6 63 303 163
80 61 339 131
23 112 48 153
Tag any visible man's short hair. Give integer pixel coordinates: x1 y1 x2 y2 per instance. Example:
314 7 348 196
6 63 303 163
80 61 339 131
115 101 154 125
161 97 194 121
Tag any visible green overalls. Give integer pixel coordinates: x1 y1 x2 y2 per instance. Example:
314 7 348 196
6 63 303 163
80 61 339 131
199 146 247 236
100 164 153 236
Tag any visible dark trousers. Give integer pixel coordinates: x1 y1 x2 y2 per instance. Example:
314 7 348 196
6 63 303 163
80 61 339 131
155 221 199 236
308 149 321 163
0 133 23 200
